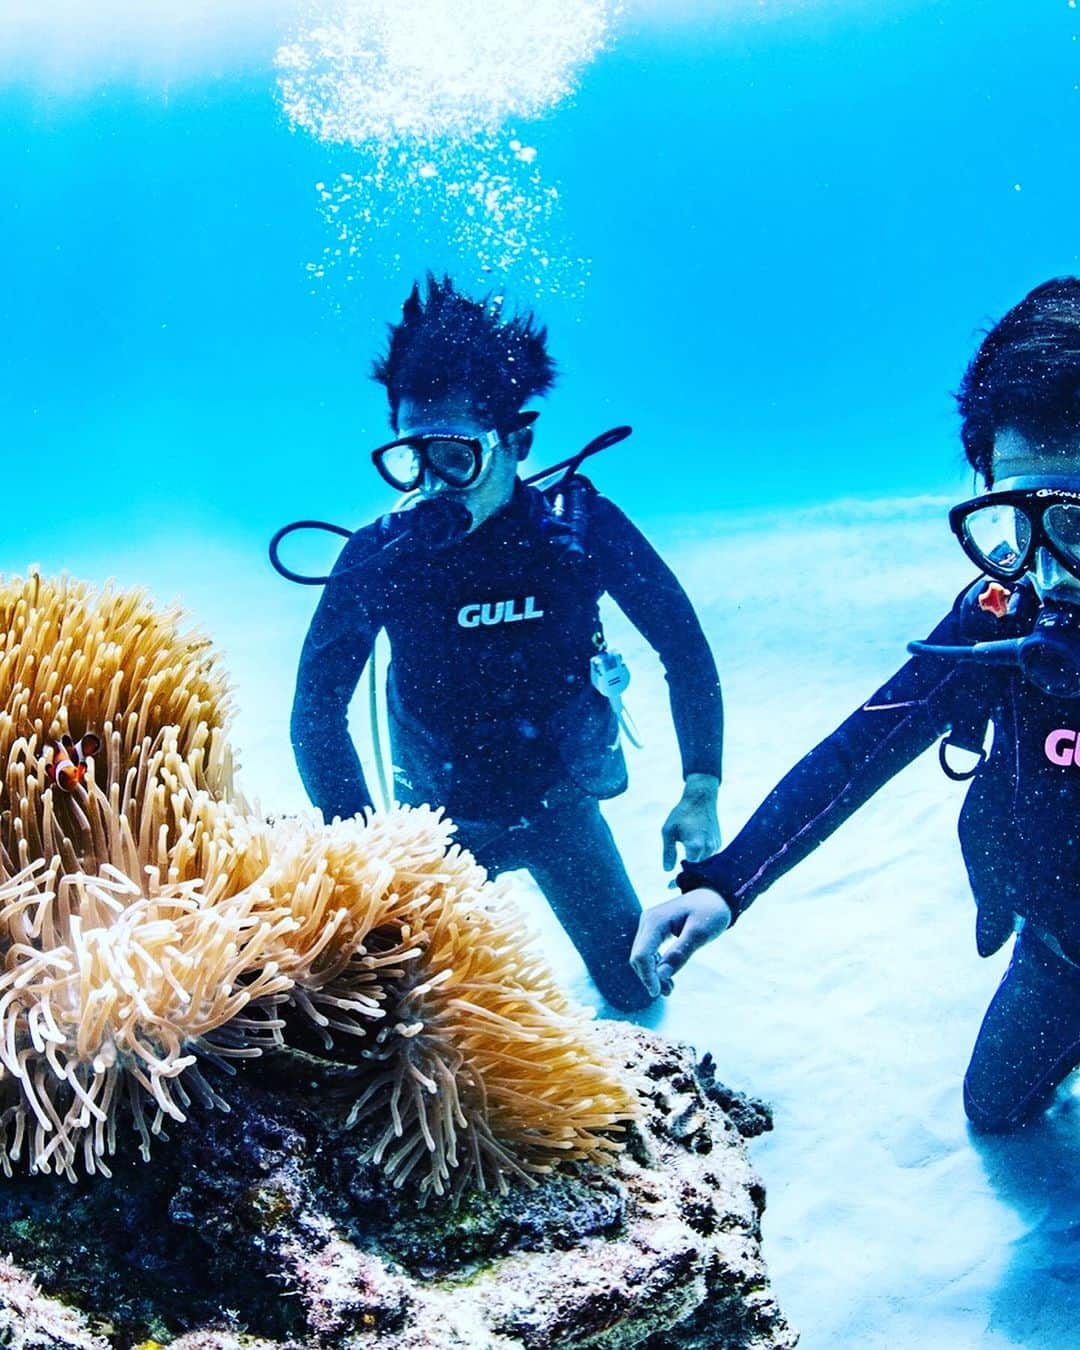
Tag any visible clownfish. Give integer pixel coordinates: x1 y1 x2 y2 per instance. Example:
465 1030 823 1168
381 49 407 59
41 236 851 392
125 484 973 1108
46 732 102 793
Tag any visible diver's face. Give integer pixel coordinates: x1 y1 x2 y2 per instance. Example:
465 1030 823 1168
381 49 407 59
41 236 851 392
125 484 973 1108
991 429 1080 600
397 393 520 532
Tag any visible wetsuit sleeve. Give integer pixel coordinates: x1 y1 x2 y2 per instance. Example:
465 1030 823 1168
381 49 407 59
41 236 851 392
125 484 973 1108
678 598 982 922
290 530 383 820
590 495 723 781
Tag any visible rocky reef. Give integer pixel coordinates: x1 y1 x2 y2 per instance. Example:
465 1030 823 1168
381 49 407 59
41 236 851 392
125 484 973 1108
0 1022 794 1350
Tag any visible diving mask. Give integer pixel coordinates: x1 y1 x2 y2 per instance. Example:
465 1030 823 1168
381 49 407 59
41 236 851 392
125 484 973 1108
371 411 537 494
910 477 1080 697
372 427 502 493
949 477 1080 591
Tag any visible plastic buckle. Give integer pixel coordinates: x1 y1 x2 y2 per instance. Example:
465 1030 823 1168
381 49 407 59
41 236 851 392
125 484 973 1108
590 650 631 698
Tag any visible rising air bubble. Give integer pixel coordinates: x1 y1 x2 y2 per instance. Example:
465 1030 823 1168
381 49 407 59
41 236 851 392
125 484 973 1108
275 0 616 298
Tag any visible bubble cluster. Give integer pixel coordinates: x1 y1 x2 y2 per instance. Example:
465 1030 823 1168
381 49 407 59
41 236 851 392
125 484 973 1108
276 0 611 143
275 0 614 298
304 135 589 295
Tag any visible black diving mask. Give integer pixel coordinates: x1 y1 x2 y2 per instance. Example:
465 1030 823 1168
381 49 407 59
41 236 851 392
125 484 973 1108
371 412 538 493
949 477 1080 584
372 427 500 492
910 477 1080 698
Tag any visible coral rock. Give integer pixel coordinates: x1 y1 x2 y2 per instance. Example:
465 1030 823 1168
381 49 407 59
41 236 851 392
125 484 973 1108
0 1023 795 1349
0 1256 109 1350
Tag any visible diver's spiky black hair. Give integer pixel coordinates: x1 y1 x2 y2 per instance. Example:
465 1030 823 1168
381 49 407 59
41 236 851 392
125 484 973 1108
957 277 1080 483
373 274 557 430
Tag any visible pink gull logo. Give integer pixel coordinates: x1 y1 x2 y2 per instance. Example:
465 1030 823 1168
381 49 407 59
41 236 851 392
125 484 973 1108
1045 729 1080 766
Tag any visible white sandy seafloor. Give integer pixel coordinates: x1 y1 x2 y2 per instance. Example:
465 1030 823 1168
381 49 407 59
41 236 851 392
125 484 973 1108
8 494 1080 1348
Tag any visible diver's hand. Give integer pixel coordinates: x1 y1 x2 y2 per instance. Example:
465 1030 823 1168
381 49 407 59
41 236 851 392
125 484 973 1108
631 888 732 998
661 773 720 870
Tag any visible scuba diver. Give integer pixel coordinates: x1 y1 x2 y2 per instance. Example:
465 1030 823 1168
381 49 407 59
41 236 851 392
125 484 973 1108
632 276 1080 1129
287 274 723 1012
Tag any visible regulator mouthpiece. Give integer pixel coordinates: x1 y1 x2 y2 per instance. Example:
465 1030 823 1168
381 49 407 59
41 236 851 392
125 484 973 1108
401 494 472 550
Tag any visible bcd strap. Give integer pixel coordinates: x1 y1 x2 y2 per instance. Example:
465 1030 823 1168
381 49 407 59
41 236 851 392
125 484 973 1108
540 474 595 560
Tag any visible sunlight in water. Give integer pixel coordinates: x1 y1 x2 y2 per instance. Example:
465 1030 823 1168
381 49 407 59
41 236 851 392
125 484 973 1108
275 0 616 297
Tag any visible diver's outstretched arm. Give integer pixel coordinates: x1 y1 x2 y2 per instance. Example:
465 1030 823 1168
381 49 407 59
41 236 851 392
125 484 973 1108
633 594 986 992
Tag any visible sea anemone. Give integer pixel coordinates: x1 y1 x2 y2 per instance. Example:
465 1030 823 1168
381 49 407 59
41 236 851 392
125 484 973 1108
0 572 235 878
0 850 295 1179
261 812 636 1197
0 572 638 1194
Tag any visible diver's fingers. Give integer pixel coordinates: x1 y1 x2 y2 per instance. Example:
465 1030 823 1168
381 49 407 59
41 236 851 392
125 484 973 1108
655 891 733 981
657 935 698 979
661 818 679 872
681 829 707 863
631 900 691 996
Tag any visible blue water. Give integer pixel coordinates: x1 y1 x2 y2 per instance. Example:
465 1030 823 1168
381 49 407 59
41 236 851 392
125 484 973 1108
3 4 1080 1346
2 0 1078 554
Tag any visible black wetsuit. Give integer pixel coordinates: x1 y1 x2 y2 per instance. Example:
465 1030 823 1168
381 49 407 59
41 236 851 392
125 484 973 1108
680 577 1080 1128
292 478 722 1010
